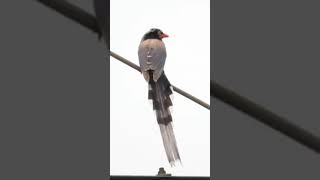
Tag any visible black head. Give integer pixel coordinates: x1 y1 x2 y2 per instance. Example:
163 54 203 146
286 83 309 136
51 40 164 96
142 28 169 41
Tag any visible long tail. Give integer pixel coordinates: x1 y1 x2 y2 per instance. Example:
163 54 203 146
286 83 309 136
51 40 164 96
148 71 181 166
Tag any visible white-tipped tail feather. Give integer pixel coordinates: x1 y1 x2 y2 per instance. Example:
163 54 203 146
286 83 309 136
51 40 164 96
148 71 181 166
159 123 181 166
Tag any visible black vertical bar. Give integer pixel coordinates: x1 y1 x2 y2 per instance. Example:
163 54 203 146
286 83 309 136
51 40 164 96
93 0 110 179
94 0 110 48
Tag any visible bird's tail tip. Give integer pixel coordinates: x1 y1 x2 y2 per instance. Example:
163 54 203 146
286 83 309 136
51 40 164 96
159 123 181 166
169 159 183 167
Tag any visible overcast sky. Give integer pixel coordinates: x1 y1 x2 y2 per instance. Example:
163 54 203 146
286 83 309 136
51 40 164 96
110 0 210 176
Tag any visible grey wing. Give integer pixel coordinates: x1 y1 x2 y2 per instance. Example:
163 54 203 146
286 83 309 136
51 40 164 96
138 39 167 82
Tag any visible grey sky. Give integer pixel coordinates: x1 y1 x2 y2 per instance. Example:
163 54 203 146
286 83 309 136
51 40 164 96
110 0 210 176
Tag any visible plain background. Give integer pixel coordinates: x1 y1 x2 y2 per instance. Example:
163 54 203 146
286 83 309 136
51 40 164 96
214 0 320 179
110 0 210 176
0 1 108 179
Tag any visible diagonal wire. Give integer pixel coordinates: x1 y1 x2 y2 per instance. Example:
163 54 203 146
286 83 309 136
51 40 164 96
212 81 320 153
36 0 100 34
110 52 210 109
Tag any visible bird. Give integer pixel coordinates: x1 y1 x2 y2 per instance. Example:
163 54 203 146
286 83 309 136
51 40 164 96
138 28 181 166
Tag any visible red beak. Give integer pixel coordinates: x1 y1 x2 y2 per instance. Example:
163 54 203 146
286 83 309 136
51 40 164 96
160 33 169 39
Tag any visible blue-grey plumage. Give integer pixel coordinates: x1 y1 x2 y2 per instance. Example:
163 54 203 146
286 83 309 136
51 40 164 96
138 39 166 82
138 28 181 166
